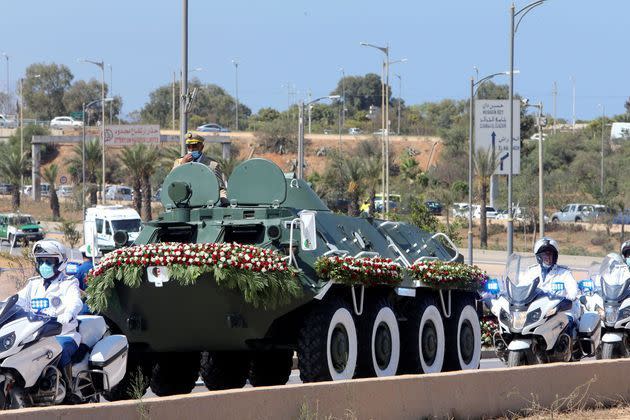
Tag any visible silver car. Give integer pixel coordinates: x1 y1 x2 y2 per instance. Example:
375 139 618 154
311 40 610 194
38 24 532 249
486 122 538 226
551 203 612 223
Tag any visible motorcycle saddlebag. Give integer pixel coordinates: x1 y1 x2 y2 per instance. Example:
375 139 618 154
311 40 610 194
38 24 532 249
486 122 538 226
89 335 128 389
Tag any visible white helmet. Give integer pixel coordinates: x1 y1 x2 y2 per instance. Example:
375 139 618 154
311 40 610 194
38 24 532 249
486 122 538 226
79 244 96 258
31 239 68 275
534 237 559 266
621 240 630 259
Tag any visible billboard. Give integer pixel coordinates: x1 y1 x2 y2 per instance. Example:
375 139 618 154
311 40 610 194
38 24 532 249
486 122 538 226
474 99 521 175
104 125 160 145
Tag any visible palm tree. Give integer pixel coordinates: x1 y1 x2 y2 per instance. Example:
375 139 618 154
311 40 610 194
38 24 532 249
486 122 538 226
474 147 498 249
64 139 102 206
0 146 28 210
41 164 60 220
120 145 145 216
140 145 161 221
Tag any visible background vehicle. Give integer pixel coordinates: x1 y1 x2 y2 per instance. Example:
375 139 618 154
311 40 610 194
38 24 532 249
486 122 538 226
196 123 229 132
50 116 83 129
473 205 498 220
452 202 470 218
550 203 612 223
100 159 481 399
613 210 630 225
487 254 600 366
373 128 388 135
374 193 401 213
0 295 128 408
348 127 362 135
105 185 132 201
56 185 74 198
0 114 17 128
84 205 142 253
425 200 443 215
0 213 45 245
0 184 15 195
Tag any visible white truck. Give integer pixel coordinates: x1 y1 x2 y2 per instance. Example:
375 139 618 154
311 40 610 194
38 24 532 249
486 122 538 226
85 205 142 253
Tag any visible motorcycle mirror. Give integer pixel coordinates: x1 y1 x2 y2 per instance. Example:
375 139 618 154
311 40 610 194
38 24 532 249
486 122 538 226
579 295 587 305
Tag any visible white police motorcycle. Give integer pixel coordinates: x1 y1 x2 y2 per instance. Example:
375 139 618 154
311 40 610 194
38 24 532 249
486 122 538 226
589 254 630 359
486 254 601 366
0 294 128 408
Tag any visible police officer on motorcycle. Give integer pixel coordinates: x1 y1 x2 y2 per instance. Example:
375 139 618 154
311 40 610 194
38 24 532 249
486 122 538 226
622 240 630 267
16 240 82 389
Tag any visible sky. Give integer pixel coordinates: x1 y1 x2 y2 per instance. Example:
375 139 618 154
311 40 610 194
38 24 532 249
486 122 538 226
1 0 628 121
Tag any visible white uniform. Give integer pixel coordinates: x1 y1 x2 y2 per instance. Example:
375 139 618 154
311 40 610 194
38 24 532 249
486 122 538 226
17 273 83 346
529 264 580 319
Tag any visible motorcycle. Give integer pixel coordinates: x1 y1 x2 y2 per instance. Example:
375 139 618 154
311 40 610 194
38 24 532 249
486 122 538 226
592 254 630 359
0 294 128 409
486 254 601 367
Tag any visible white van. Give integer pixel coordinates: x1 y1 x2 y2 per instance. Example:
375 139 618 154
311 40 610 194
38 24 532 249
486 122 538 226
105 185 133 201
85 205 142 252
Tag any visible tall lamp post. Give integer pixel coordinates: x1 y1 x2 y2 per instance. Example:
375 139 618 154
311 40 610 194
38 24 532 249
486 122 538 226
232 59 239 131
522 100 546 238
79 58 106 203
297 95 340 179
468 70 513 265
507 0 546 256
82 98 113 218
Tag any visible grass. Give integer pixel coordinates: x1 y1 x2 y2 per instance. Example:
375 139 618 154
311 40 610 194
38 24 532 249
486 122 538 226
298 400 358 420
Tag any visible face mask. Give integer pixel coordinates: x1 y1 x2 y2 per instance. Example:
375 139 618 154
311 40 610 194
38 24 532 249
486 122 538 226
39 263 55 279
191 151 202 160
626 257 630 266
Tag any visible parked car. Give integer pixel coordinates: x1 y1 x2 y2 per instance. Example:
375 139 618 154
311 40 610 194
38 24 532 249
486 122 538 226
196 123 229 132
348 127 362 135
106 185 133 201
56 185 74 197
0 213 45 245
452 202 470 218
425 200 443 215
50 116 83 129
0 114 17 128
473 205 498 220
550 203 612 223
0 184 15 195
613 210 630 225
373 128 389 135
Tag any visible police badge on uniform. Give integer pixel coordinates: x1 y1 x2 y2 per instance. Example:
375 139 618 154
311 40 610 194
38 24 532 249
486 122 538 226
51 296 62 308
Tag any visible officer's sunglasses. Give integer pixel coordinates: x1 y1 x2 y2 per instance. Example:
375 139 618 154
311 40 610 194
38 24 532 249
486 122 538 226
36 257 58 266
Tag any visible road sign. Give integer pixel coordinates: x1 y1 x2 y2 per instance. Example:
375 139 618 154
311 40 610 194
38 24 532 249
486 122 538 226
59 175 68 185
474 99 520 175
70 111 84 120
104 125 160 145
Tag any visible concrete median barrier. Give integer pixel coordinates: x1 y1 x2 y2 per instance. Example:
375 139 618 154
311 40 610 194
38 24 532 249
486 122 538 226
4 359 630 419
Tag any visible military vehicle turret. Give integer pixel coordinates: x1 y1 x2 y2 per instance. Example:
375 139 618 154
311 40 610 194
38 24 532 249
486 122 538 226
94 159 483 399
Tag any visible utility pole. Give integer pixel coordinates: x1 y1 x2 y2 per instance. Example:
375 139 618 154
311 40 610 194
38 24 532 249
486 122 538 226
570 75 576 132
180 0 189 155
232 59 239 131
172 71 176 130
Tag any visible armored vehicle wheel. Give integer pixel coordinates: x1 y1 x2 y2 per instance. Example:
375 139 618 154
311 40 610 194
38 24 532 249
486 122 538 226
102 353 152 401
249 350 293 387
398 295 445 374
297 299 358 382
200 351 249 390
443 296 481 371
150 352 200 396
356 299 400 377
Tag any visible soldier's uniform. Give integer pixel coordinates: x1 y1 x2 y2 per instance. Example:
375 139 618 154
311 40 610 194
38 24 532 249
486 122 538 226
173 133 227 199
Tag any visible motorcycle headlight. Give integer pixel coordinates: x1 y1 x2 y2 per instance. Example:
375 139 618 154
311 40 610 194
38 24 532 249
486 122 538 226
0 332 16 352
618 306 630 322
605 306 619 324
511 311 528 330
499 308 511 326
525 308 542 326
595 304 605 320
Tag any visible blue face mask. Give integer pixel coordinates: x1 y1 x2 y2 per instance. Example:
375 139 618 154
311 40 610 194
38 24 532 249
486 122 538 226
626 257 630 266
39 263 55 280
191 151 202 160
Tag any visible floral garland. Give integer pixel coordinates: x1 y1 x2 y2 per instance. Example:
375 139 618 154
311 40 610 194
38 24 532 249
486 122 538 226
408 260 488 290
314 256 403 286
85 242 302 312
480 315 498 348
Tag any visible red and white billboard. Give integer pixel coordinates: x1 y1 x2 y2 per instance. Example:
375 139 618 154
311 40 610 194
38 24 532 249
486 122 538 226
104 125 160 145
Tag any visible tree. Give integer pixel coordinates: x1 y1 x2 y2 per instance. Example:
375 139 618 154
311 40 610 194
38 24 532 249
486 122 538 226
474 148 498 249
64 139 102 205
140 84 176 127
0 145 28 210
42 164 60 220
120 145 145 215
140 145 161 221
330 73 386 114
63 79 122 124
22 63 73 120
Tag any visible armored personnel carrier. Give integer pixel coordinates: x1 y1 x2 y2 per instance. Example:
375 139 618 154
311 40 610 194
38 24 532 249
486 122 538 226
97 159 482 399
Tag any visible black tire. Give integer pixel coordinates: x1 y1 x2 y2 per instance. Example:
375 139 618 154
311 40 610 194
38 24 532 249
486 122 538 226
600 342 620 360
443 296 481 371
297 299 358 382
149 352 200 396
200 351 249 391
398 295 445 374
552 217 559 224
249 350 293 387
356 299 400 378
575 217 582 223
507 350 527 367
102 353 152 401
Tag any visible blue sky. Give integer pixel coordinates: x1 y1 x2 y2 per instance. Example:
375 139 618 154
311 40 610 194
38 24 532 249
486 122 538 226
1 0 628 120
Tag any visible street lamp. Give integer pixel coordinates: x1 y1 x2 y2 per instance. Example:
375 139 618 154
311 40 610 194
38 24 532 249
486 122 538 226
82 98 113 217
297 95 340 179
232 59 239 131
507 0 546 256
598 104 605 196
107 64 113 124
522 99 546 239
19 74 40 193
78 58 107 203
468 70 514 264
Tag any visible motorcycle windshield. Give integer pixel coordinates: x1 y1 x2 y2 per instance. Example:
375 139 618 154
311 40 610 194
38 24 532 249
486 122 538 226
599 254 630 301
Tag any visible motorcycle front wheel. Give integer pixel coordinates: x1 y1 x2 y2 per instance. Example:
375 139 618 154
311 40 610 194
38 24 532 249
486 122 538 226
507 350 528 367
601 342 623 360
